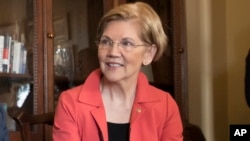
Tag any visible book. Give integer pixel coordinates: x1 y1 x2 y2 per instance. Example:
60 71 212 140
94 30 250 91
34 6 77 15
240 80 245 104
20 33 26 74
21 49 27 74
12 41 22 74
2 35 12 73
9 40 14 73
19 44 27 74
7 36 13 73
0 35 4 72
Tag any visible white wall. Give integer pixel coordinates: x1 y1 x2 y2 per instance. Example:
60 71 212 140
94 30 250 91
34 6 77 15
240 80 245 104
186 0 250 140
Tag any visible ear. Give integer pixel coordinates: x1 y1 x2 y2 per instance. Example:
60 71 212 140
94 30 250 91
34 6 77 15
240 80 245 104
142 44 157 65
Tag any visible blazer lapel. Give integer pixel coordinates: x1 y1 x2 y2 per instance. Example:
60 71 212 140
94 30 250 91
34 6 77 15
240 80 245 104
91 107 109 141
130 72 160 125
130 103 145 125
78 69 109 140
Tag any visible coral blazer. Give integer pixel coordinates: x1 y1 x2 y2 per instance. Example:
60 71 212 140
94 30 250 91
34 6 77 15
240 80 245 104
53 69 183 141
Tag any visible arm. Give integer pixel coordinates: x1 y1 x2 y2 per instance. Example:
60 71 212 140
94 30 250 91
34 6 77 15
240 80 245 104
161 95 183 141
0 103 9 141
53 91 81 141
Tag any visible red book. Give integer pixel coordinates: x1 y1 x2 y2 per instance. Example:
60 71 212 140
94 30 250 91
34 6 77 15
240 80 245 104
3 35 11 73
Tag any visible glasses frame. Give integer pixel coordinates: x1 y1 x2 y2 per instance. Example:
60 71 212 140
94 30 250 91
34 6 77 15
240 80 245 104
96 38 150 52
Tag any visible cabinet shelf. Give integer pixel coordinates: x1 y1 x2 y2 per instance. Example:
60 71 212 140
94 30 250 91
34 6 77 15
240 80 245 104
0 73 32 82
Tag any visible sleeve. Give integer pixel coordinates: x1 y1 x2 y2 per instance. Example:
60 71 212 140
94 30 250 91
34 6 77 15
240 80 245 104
53 91 81 141
0 103 9 141
160 95 183 141
245 49 250 107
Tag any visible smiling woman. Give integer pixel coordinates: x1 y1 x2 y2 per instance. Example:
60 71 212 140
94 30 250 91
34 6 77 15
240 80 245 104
97 20 157 84
53 2 183 141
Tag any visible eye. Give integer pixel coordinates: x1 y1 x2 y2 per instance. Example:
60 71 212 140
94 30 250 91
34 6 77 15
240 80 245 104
99 39 112 46
120 40 135 48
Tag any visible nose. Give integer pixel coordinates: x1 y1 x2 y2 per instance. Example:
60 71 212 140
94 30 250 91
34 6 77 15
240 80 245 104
107 41 122 52
111 41 121 47
107 41 122 56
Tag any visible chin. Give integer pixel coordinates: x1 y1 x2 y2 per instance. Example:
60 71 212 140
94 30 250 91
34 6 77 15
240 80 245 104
102 73 123 83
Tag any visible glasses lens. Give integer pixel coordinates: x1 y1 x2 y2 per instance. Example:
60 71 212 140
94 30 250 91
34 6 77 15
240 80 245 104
98 39 112 49
120 41 131 51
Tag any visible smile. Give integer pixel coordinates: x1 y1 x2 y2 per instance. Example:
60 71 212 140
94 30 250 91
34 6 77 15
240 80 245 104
106 63 124 67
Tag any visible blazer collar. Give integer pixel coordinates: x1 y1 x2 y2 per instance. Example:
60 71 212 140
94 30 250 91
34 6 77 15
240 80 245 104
78 69 103 107
135 72 160 103
78 69 160 106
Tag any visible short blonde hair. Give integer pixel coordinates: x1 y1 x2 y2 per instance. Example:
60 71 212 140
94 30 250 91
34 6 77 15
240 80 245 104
96 2 167 61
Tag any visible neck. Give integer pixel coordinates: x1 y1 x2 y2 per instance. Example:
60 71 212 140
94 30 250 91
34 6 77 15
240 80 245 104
100 77 137 107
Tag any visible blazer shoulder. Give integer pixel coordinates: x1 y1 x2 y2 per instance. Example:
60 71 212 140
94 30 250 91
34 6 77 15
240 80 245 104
149 84 173 98
59 84 84 101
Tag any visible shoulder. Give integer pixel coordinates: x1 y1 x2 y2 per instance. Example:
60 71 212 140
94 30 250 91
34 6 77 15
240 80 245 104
57 69 103 108
55 85 84 113
137 71 177 106
144 84 181 120
59 69 102 101
59 85 83 100
148 85 177 106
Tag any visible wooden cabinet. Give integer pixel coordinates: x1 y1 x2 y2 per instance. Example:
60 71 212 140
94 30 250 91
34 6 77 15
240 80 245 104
0 0 187 141
0 0 43 141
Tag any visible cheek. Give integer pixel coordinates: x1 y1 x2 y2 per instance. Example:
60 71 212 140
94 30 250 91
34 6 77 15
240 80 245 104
98 50 105 61
127 52 145 66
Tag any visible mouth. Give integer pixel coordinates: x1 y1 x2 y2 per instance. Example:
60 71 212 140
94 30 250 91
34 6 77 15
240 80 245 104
106 62 124 67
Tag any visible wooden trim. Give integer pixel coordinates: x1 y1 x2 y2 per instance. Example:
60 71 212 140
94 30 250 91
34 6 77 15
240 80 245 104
33 0 45 116
43 0 54 140
171 0 188 124
43 0 54 113
87 0 104 45
103 0 115 12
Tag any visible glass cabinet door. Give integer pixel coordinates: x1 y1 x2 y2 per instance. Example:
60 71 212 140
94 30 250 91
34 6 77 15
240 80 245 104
0 0 39 140
52 0 103 108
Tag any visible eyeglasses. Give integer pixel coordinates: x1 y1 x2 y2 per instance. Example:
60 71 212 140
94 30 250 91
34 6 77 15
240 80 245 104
96 38 149 52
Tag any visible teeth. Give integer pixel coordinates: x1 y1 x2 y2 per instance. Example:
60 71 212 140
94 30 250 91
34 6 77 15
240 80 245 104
108 63 122 67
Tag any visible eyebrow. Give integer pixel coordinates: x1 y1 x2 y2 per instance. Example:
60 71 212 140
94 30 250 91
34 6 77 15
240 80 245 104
100 35 111 40
100 35 136 42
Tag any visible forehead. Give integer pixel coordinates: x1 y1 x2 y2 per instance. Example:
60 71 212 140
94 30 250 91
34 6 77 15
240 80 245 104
102 20 141 41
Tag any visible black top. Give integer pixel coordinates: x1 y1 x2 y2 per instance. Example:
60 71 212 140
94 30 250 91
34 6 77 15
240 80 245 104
108 122 130 141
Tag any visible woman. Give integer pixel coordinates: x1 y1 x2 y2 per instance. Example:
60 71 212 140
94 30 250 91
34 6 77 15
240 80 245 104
53 2 183 141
